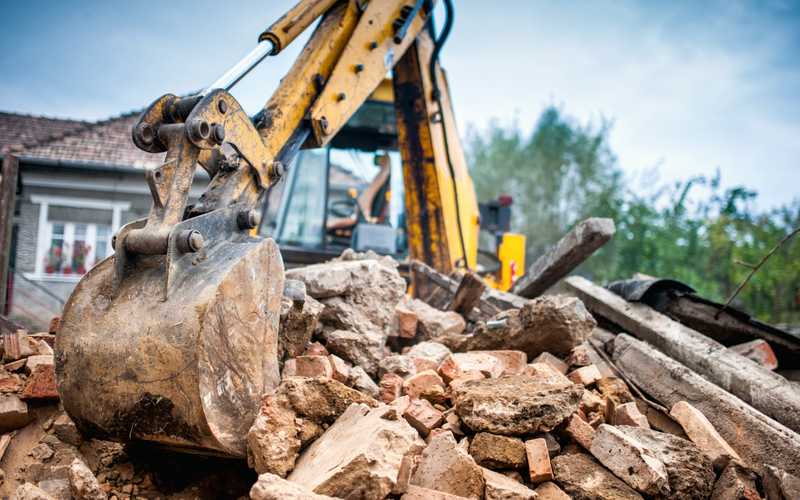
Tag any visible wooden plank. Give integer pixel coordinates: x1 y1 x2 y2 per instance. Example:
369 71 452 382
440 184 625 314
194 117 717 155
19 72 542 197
613 333 800 476
0 153 18 314
409 261 504 320
513 218 615 298
448 271 486 317
564 275 800 434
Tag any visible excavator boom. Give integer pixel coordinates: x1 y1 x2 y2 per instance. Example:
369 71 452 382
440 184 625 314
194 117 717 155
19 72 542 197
55 0 522 456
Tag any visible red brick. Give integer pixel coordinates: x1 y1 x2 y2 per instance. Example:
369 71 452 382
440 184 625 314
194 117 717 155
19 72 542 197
729 339 778 371
294 355 333 378
473 350 528 376
402 370 445 400
448 370 486 391
567 364 602 387
21 365 58 400
379 372 404 403
411 357 438 373
525 438 554 484
563 413 595 450
327 354 350 383
525 362 573 387
613 402 650 428
532 352 568 374
303 341 328 357
394 304 419 339
451 352 504 378
403 398 444 437
438 354 462 384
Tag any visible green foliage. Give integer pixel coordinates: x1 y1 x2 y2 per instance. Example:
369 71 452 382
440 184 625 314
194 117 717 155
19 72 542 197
466 107 800 324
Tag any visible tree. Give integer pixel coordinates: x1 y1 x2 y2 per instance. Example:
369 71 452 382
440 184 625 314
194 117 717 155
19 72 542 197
466 107 800 324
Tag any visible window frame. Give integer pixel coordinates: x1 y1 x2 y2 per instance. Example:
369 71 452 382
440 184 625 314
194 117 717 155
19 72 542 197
27 195 130 282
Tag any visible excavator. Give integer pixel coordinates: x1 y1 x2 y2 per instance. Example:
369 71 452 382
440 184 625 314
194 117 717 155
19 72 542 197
55 0 525 458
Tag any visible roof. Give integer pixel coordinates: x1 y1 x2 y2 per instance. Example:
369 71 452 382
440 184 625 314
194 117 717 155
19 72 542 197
0 110 163 169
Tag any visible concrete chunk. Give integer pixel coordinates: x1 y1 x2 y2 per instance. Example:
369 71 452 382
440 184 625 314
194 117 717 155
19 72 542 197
711 462 760 500
468 432 526 470
533 481 570 500
68 457 105 500
401 485 471 500
552 452 643 500
455 295 596 358
289 404 425 499
531 352 568 374
453 376 582 436
614 402 650 429
250 472 338 500
763 464 800 500
0 394 31 432
590 424 669 496
410 431 485 499
406 298 466 339
482 467 537 500
12 483 55 500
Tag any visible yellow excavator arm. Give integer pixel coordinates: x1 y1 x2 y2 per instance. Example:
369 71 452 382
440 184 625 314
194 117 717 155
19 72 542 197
55 0 524 457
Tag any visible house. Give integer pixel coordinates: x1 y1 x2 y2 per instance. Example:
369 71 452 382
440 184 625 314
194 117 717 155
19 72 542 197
0 111 208 329
0 95 397 330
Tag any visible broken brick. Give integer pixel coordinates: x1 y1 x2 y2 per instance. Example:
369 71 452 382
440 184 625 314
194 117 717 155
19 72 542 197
729 339 778 371
304 342 329 357
562 413 595 450
21 364 58 400
403 398 444 437
589 424 670 496
669 401 740 468
532 352 568 374
402 370 445 400
394 303 419 339
438 355 462 384
525 438 554 484
614 402 650 429
379 372 404 404
294 355 334 378
566 364 602 387
327 354 350 383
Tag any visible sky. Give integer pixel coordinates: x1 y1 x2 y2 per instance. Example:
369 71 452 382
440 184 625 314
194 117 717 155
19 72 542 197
1 1 798 210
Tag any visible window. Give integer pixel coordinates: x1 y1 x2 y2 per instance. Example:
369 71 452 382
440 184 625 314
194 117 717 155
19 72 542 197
42 222 112 275
30 195 130 281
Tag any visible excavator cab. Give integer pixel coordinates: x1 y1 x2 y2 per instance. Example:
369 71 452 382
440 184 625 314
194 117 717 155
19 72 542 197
261 82 408 265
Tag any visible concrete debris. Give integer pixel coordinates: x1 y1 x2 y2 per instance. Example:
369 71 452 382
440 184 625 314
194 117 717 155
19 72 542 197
246 377 377 477
551 451 643 500
406 341 453 364
447 295 596 358
482 467 537 500
289 403 424 499
279 280 323 359
9 255 800 500
405 298 466 339
617 425 716 500
533 481 571 500
0 394 31 432
401 484 471 499
531 351 568 374
711 461 760 500
613 402 650 429
348 365 380 398
409 431 485 499
249 472 338 500
68 457 106 500
468 432 526 469
454 376 582 435
762 465 800 500
11 483 55 500
589 424 670 496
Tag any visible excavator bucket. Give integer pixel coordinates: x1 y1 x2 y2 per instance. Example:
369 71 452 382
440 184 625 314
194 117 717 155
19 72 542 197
55 208 285 457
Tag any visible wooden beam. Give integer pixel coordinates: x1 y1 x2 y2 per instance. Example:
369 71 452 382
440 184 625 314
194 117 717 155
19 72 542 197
0 153 18 314
513 218 615 298
613 334 800 476
564 275 800 434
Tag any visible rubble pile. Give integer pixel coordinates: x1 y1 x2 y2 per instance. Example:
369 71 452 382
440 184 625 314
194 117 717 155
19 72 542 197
1 251 800 499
